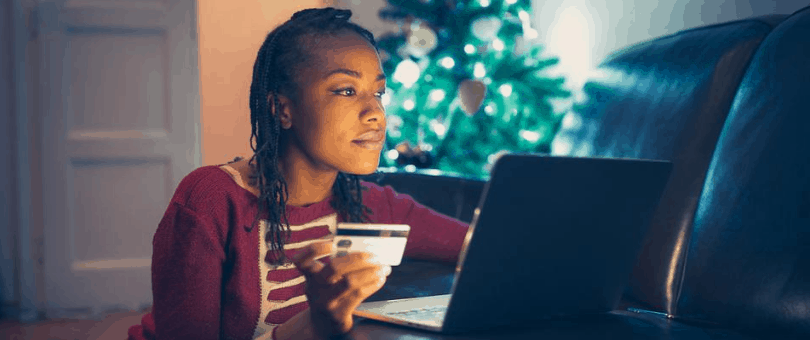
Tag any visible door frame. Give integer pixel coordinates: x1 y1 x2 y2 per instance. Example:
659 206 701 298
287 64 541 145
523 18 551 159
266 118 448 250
8 0 40 323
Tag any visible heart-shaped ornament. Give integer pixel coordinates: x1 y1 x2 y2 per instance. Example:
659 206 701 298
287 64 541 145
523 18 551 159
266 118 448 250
457 79 487 116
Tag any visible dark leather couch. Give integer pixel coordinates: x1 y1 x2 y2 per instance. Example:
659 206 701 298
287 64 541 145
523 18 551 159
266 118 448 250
356 5 810 339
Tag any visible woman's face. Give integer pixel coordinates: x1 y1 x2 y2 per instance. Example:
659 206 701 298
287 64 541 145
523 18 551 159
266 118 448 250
280 32 387 175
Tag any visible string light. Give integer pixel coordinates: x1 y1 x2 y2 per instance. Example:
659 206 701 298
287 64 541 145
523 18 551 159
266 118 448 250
464 44 476 54
519 130 541 142
518 10 530 22
551 137 573 155
562 113 581 129
498 84 513 97
484 103 496 115
479 0 490 7
430 120 447 137
403 99 415 111
440 56 455 69
393 59 420 88
492 39 505 51
474 62 486 78
505 0 518 4
429 89 446 102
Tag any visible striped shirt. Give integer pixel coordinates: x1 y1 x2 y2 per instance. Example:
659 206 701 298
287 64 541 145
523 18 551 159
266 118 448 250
128 163 469 340
254 214 338 336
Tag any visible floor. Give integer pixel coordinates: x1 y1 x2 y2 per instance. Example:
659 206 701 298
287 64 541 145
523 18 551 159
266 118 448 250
0 308 150 340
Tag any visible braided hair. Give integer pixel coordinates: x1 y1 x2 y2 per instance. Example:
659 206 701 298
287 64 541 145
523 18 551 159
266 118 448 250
248 8 376 266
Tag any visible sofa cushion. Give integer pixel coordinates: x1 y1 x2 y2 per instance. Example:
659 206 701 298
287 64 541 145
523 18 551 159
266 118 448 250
675 6 810 337
551 14 786 315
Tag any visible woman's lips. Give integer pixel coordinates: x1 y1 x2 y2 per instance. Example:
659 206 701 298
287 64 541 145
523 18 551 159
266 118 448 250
352 130 385 150
352 139 385 150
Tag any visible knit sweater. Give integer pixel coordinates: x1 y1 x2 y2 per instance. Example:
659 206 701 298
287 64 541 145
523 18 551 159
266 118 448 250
127 164 469 340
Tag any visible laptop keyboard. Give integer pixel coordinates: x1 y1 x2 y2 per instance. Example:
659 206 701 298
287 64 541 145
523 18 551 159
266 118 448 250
385 305 447 321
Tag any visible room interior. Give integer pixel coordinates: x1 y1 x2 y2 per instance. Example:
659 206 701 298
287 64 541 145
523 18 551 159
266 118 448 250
1 0 808 339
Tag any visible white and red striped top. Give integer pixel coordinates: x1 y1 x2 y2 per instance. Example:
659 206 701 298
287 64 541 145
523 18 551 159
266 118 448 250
255 214 338 336
128 163 469 340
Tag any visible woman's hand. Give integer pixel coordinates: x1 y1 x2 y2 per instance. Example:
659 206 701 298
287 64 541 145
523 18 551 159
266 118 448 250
292 240 391 338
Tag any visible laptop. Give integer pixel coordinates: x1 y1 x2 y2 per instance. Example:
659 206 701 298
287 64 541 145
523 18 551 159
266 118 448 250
353 154 673 334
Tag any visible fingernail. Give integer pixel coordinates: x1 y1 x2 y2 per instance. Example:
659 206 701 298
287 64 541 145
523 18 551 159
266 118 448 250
383 265 392 277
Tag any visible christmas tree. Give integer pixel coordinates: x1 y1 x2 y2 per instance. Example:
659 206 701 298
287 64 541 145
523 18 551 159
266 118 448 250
375 0 571 179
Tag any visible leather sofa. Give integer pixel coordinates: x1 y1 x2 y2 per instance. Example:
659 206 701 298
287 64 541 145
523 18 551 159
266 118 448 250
358 5 810 339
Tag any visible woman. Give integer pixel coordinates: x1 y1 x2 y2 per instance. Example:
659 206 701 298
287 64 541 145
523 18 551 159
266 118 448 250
128 7 468 340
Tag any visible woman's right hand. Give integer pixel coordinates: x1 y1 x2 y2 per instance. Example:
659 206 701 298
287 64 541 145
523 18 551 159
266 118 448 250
292 240 391 338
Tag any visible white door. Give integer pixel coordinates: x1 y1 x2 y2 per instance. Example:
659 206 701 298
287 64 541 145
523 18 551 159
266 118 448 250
36 0 201 318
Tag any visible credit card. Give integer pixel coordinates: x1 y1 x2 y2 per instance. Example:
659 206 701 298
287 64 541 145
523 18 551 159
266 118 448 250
332 223 410 266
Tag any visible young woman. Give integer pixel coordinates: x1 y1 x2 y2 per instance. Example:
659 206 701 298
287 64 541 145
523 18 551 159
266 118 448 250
127 7 469 340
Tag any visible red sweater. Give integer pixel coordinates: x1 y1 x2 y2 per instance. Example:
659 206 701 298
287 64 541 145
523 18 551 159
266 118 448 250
128 165 469 340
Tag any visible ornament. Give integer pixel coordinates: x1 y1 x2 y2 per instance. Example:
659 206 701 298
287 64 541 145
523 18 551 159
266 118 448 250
405 22 438 57
458 79 487 116
471 16 502 41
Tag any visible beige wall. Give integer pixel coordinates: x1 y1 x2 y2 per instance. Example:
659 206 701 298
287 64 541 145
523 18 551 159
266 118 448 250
198 0 334 166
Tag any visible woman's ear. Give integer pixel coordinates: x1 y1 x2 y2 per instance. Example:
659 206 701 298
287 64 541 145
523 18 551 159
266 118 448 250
268 93 293 129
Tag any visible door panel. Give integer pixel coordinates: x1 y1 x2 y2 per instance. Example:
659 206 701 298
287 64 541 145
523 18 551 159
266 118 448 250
37 0 200 318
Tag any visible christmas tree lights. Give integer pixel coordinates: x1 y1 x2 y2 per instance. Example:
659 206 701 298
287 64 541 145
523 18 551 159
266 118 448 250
377 0 571 179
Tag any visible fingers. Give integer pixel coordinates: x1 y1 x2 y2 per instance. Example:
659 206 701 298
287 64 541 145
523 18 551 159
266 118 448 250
301 247 391 337
322 265 389 315
292 240 333 277
382 265 392 277
319 252 383 285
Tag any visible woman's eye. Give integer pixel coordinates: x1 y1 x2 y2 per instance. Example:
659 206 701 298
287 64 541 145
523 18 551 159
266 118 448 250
334 88 356 96
333 88 385 98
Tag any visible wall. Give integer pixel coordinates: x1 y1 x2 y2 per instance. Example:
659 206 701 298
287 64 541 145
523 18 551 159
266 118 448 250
334 0 808 97
531 0 808 94
198 0 334 166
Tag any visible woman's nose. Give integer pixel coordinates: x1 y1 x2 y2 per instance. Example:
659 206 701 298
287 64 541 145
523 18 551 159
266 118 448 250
362 96 386 124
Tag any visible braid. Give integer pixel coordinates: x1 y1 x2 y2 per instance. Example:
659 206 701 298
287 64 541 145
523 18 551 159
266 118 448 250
249 7 378 265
